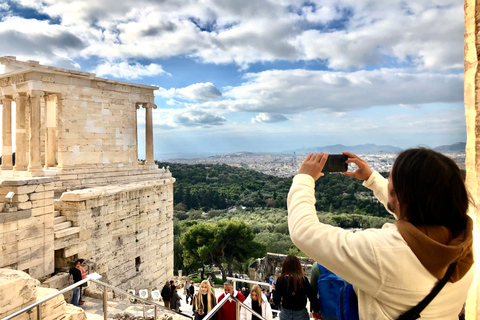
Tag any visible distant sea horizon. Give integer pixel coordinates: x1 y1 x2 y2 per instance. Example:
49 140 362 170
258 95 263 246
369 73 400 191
153 142 466 161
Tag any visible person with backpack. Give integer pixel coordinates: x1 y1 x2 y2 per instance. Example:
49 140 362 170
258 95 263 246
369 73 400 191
271 255 320 320
69 260 83 306
310 262 358 320
288 150 474 319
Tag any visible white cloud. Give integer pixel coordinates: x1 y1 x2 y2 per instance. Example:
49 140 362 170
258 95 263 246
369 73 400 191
153 107 227 128
6 0 464 70
0 17 87 69
156 83 222 102
92 61 170 80
252 113 289 123
220 69 462 114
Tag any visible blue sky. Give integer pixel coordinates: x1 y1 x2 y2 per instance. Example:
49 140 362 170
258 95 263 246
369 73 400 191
0 0 466 159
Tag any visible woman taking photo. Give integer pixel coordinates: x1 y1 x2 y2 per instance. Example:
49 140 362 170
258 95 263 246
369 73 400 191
272 255 320 320
241 284 273 320
192 280 217 320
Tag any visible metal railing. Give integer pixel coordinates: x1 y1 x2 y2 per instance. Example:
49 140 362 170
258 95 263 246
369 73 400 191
226 277 280 315
1 274 276 320
201 293 267 320
1 273 191 320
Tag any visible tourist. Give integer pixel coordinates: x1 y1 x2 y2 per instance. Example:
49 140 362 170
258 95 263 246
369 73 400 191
240 284 273 320
192 280 217 320
288 150 474 319
76 259 88 305
217 280 245 320
170 285 182 312
161 281 171 308
271 255 320 320
189 281 196 305
184 280 192 304
69 260 83 306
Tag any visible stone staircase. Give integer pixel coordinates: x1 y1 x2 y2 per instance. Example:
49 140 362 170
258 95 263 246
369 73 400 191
54 211 83 258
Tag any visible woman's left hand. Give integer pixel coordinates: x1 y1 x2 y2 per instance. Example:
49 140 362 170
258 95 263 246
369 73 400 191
298 153 328 181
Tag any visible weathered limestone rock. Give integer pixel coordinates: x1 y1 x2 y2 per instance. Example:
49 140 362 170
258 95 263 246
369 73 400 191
464 1 480 319
0 269 37 318
42 272 69 290
64 304 88 320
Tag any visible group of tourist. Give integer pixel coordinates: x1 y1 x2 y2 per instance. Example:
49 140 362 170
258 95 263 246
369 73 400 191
67 148 473 320
161 279 190 312
68 259 88 306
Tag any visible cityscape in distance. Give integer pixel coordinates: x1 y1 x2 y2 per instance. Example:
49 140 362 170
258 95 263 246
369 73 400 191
159 142 466 178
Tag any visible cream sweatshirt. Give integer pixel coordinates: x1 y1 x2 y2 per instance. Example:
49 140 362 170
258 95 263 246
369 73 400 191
287 172 474 320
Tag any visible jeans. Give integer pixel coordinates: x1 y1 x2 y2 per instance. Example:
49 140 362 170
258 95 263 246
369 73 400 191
279 308 309 320
71 287 81 306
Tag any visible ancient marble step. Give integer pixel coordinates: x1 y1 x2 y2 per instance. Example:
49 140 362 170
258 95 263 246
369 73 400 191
54 210 60 217
54 216 67 224
54 227 80 239
54 221 72 232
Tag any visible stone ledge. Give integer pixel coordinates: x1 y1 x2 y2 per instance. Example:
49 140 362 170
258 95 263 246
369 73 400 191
0 209 32 223
59 178 175 202
1 177 54 186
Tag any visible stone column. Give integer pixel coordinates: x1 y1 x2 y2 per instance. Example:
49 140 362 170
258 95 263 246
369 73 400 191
1 96 13 170
27 90 44 176
143 103 157 165
464 1 479 319
44 94 57 168
13 93 27 171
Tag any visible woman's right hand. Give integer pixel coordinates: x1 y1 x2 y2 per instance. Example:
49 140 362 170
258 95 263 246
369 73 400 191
341 151 373 181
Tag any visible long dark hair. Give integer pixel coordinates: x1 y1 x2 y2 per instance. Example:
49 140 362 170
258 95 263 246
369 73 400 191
279 255 304 291
391 148 470 237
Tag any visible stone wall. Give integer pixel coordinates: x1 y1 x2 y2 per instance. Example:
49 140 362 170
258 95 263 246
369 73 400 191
54 178 175 291
249 253 315 282
0 177 55 279
0 269 86 320
464 1 480 319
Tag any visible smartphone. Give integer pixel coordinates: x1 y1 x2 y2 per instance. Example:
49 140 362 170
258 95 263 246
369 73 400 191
322 154 348 173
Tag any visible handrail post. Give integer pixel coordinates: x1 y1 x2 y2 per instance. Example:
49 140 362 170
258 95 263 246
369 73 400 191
103 285 108 320
143 305 146 319
37 304 41 320
236 299 240 320
154 306 158 320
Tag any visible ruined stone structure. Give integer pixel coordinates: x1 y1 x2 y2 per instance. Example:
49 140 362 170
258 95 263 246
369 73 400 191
0 57 174 291
249 253 315 282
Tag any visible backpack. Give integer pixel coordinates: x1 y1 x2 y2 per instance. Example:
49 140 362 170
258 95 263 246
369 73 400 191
68 273 74 286
316 263 359 320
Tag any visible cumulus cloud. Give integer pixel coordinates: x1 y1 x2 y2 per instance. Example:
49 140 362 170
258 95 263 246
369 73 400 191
153 107 227 128
6 0 464 70
0 17 86 69
252 113 289 123
92 61 170 79
156 82 222 102
221 69 462 114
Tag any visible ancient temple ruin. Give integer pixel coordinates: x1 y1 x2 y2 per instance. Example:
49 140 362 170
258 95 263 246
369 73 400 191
0 56 174 291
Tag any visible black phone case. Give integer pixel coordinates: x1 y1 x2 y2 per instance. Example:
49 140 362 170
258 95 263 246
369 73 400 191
322 154 348 172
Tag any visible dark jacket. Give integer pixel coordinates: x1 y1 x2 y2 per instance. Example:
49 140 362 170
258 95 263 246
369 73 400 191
272 275 319 312
161 285 171 301
170 290 181 311
69 267 82 283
